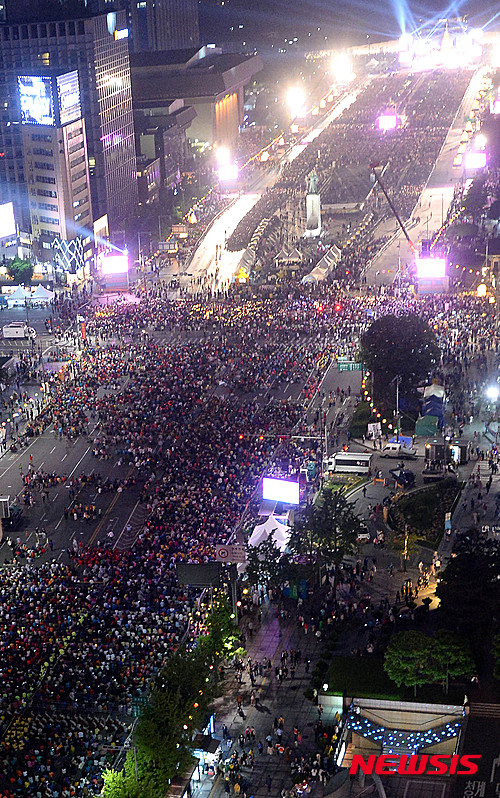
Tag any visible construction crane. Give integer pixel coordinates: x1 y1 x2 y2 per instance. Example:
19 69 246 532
370 163 416 255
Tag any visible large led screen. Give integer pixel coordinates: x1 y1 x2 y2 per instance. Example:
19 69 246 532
415 256 446 280
0 202 16 239
262 476 300 505
56 71 81 126
18 75 55 126
464 151 487 170
99 253 129 275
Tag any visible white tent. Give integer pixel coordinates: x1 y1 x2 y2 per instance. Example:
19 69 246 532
31 285 54 305
6 286 29 308
301 244 341 284
248 515 291 553
423 384 445 399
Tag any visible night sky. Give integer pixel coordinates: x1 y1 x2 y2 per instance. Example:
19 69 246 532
200 0 500 49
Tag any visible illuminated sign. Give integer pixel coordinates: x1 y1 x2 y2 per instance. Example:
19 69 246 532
378 114 397 131
114 28 129 40
18 75 55 126
0 202 16 240
99 253 129 275
464 151 487 170
262 477 300 505
56 71 81 126
415 256 446 280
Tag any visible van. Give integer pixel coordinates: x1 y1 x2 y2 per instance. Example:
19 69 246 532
2 322 36 340
381 442 416 459
325 452 373 474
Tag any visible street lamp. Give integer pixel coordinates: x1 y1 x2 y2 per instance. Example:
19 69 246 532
486 385 499 402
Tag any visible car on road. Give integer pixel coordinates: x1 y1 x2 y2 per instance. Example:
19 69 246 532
381 442 417 459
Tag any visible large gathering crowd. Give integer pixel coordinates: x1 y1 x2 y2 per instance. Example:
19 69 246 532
225 69 470 263
0 57 494 798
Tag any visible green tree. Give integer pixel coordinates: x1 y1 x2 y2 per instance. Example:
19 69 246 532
436 551 499 644
392 527 419 572
384 631 432 696
245 534 289 589
359 314 439 404
289 487 364 567
197 594 242 689
7 256 34 285
430 631 475 694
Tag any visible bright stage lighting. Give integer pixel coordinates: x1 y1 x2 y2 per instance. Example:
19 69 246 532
464 151 487 170
287 86 306 119
216 146 230 166
378 114 397 131
218 163 239 182
474 133 487 150
331 52 355 85
415 256 446 280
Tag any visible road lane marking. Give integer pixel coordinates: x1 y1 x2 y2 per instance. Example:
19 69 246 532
61 454 67 461
50 447 56 453
68 447 90 479
55 517 63 530
113 499 140 550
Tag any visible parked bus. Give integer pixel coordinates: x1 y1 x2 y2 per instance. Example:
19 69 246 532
324 452 372 475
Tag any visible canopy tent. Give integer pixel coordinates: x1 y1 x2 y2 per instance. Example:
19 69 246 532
248 515 291 553
6 286 29 307
423 384 445 399
31 285 54 302
301 244 341 284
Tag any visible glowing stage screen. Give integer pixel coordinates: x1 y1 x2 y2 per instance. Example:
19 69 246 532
100 253 129 275
464 151 487 170
0 202 16 240
262 477 300 505
415 256 446 280
218 163 239 182
378 114 397 131
18 75 55 126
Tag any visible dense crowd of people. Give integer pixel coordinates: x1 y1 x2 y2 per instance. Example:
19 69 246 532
225 69 470 265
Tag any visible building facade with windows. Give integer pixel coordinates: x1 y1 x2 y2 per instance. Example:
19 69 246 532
0 11 137 234
129 0 199 53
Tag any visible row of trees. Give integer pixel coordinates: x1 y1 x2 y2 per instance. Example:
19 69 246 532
245 487 365 589
384 630 475 696
102 597 241 798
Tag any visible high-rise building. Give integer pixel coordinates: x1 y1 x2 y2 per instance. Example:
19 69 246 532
18 71 93 272
129 0 199 53
0 11 138 233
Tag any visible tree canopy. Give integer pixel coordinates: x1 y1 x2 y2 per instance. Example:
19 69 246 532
384 631 432 696
7 256 34 285
384 630 475 696
289 487 364 567
436 550 500 644
245 534 290 589
359 314 439 403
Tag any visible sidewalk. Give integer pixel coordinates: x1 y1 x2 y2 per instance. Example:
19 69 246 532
193 600 326 798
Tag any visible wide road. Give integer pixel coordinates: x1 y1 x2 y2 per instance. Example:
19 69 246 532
187 84 365 292
365 66 486 285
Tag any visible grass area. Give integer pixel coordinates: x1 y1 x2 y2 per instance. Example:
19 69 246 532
326 656 401 700
388 479 461 547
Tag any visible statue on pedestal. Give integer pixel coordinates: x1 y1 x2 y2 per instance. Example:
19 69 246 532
307 169 319 195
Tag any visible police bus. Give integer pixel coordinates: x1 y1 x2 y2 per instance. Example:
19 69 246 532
324 452 372 475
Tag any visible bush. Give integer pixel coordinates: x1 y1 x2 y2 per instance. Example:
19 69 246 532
349 401 372 439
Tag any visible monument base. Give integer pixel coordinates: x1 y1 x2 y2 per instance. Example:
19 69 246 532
305 193 321 238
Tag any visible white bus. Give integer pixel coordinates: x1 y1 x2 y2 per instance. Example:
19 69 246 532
325 452 372 475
